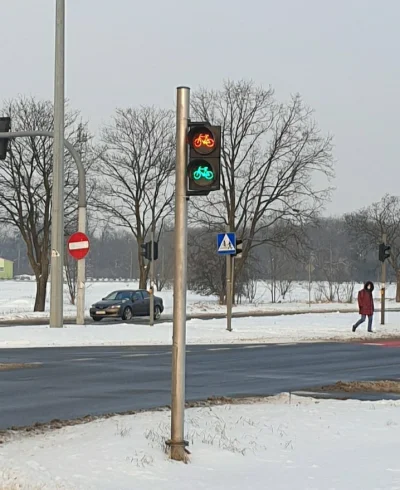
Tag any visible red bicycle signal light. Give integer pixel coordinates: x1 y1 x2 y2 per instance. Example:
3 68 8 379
188 126 216 155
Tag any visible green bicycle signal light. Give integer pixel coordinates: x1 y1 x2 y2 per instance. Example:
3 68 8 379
189 161 216 187
187 123 221 195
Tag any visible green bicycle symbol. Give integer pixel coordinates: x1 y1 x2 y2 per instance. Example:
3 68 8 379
193 166 214 181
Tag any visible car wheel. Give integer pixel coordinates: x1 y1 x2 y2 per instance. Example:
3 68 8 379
154 305 162 320
122 306 133 321
92 316 103 322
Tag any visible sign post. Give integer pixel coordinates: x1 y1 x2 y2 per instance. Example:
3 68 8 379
217 232 236 331
167 86 190 462
67 232 90 325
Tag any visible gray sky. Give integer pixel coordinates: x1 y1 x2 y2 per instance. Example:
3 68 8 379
3 0 399 216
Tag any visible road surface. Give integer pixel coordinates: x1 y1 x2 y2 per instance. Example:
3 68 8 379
1 341 398 429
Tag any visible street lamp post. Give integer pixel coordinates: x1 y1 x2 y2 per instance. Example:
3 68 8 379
50 0 66 328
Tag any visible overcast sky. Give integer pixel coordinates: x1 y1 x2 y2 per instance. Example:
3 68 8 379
2 0 399 216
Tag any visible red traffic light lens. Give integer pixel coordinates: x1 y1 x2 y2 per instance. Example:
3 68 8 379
188 127 216 155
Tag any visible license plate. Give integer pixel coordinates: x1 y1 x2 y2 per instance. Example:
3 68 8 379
96 310 106 314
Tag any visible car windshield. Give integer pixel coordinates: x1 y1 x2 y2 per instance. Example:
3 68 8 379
104 291 133 301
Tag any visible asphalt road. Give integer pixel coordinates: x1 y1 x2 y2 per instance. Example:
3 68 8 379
1 341 399 430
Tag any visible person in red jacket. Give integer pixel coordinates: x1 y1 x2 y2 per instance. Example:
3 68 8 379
352 281 374 332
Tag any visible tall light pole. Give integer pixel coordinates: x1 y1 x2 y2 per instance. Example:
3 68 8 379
50 0 65 328
167 86 190 462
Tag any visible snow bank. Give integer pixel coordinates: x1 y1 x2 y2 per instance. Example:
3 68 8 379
1 393 399 489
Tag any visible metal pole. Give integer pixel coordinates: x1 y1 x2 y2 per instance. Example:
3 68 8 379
231 256 235 307
308 262 311 307
50 0 65 328
76 206 86 325
226 225 233 332
149 222 155 326
168 86 189 462
381 233 387 325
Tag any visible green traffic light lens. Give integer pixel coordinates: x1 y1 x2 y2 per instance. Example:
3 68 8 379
189 160 215 187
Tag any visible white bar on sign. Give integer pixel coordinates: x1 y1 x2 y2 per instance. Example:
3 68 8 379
69 241 89 250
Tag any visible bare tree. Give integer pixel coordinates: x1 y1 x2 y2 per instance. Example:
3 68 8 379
190 80 334 288
92 106 175 288
345 194 400 301
154 229 174 291
261 247 295 303
0 96 91 311
187 228 227 303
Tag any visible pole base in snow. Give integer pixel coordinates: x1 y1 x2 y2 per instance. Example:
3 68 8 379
166 439 190 462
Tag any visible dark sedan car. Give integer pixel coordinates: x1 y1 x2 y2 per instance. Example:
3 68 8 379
89 289 164 322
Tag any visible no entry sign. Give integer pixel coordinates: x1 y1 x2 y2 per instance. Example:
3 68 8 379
67 232 90 260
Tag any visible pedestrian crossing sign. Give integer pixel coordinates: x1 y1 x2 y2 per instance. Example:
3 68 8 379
217 233 236 255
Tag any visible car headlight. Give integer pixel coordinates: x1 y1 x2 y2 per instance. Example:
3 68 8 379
109 304 120 309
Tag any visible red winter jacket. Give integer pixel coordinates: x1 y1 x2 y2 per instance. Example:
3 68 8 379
358 287 374 316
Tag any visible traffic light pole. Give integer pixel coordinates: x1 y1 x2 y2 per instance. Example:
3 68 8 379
167 86 190 462
381 233 387 325
50 0 66 328
149 222 155 326
226 225 233 332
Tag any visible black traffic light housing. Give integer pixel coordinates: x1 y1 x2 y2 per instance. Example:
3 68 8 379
151 241 159 261
235 239 243 259
0 117 11 160
187 122 221 196
140 241 158 261
379 242 391 263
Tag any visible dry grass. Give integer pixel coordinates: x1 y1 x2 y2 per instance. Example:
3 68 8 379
318 380 400 394
0 363 41 372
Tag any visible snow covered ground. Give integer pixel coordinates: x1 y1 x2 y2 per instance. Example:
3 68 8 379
1 311 400 348
0 279 398 321
1 393 400 489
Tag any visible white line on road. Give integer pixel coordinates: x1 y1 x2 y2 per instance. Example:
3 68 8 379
243 345 267 349
121 352 172 358
70 358 96 362
207 347 232 351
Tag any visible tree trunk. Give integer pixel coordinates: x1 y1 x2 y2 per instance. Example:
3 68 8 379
139 263 147 289
34 272 49 312
396 270 400 303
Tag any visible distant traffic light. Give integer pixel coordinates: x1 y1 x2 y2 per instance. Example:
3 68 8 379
235 239 243 259
152 241 159 261
0 117 11 160
140 241 158 261
140 242 151 260
379 242 391 263
187 123 221 196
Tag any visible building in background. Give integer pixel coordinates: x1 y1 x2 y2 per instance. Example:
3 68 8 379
0 257 13 279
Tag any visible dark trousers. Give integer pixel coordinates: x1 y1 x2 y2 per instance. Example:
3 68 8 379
354 315 373 331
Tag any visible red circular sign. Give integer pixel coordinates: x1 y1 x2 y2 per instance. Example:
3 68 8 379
67 232 90 260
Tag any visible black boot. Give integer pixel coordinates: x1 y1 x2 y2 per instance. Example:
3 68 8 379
352 325 357 332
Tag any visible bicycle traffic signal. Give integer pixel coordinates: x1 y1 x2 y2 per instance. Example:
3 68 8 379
0 117 11 160
379 243 391 263
140 241 158 261
187 122 221 196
